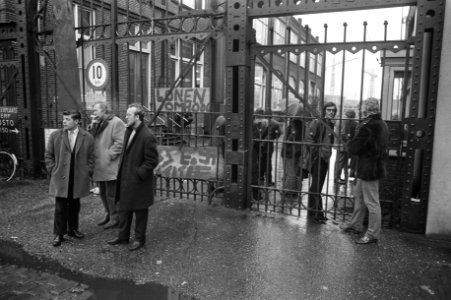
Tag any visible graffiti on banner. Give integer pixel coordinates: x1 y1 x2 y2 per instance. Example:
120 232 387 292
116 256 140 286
155 146 224 180
155 88 210 112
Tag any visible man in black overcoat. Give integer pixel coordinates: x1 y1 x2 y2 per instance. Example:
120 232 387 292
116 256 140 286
107 103 159 251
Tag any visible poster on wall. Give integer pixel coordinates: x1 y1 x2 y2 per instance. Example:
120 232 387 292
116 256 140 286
0 106 19 134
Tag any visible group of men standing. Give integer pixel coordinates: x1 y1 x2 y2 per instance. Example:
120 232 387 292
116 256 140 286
45 102 159 251
44 98 389 249
300 99 390 244
255 99 389 245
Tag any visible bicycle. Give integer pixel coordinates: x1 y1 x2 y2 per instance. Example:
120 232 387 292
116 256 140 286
0 150 18 181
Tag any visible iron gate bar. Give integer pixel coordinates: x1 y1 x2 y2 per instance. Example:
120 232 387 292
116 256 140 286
247 0 417 18
379 21 389 114
75 10 225 45
400 0 446 232
0 61 18 68
77 30 224 47
252 40 413 56
358 22 369 119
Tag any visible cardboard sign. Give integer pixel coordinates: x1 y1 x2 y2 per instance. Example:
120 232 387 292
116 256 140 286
155 146 223 180
155 88 210 112
0 106 19 134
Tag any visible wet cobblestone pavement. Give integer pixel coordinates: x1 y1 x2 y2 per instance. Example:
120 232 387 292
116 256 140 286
1 179 451 299
0 261 92 300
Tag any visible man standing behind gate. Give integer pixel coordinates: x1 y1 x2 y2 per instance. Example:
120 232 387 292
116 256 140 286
107 103 159 251
305 102 337 223
342 99 389 244
89 101 125 229
45 110 95 247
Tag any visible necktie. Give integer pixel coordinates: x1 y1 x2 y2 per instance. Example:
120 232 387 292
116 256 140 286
69 131 75 151
127 130 136 148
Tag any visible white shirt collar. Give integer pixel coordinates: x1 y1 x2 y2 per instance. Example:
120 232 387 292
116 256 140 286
68 126 79 136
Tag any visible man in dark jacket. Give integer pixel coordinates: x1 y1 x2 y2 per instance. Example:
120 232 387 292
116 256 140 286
305 102 337 223
45 110 95 247
107 103 159 251
342 99 389 244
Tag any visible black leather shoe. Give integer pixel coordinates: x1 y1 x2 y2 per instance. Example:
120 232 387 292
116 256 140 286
107 238 129 245
104 220 119 230
128 241 144 251
67 230 85 239
52 235 64 247
355 235 378 244
97 215 110 226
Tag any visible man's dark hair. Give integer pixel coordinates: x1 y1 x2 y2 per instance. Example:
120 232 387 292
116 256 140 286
63 110 81 121
128 103 145 121
322 102 337 116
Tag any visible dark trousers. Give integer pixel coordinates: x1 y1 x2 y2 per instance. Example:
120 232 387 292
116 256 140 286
307 158 329 217
117 209 148 243
98 180 118 221
334 150 349 181
54 197 80 236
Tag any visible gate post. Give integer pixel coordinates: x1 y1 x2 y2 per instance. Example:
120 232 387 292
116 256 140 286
17 0 43 176
223 0 253 208
401 0 446 232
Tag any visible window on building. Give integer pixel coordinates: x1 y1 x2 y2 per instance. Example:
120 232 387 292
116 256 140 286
273 19 286 45
310 81 316 97
317 53 323 77
391 71 406 120
254 64 267 110
129 51 149 104
180 0 206 9
74 5 96 107
309 53 316 73
129 24 151 105
299 39 306 68
253 18 269 45
299 80 305 99
288 76 297 103
271 73 283 111
289 31 299 63
129 24 151 52
75 6 93 39
169 39 204 88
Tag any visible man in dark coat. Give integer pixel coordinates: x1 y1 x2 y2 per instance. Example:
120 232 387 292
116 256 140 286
305 102 337 223
342 99 389 244
45 110 95 247
107 103 159 251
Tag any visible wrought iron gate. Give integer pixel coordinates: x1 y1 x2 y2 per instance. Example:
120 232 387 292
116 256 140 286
228 0 445 232
7 0 445 232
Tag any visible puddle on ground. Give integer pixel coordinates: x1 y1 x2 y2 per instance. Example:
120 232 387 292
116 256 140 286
0 240 197 300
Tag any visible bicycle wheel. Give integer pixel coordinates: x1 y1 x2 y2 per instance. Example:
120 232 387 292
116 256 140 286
0 151 17 181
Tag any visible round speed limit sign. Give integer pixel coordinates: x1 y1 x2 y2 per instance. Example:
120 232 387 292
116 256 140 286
86 59 109 89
